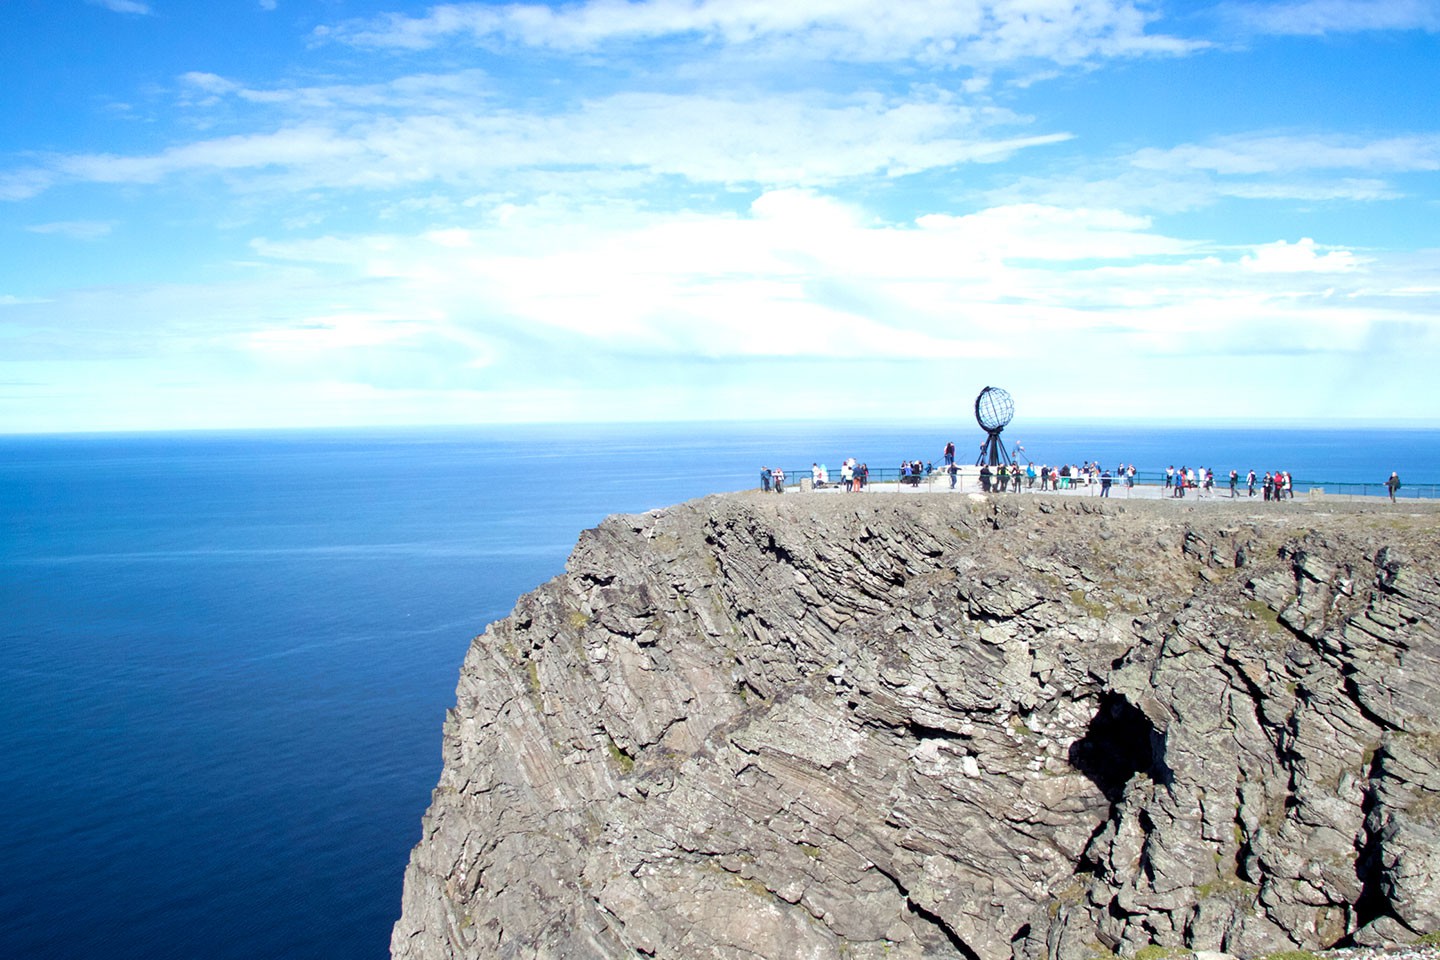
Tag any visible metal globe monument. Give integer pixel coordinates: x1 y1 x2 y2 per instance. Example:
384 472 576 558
974 386 1015 466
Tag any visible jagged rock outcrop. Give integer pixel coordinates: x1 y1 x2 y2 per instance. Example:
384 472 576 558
392 494 1440 960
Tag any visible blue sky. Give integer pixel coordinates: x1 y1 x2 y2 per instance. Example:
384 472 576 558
2 0 1438 432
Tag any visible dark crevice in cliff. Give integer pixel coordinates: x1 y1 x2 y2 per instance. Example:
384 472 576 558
1338 670 1398 734
903 720 971 742
1069 693 1171 805
869 863 982 960
1348 747 1400 940
763 534 796 566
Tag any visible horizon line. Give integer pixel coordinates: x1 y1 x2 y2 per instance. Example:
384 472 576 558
5 415 1440 439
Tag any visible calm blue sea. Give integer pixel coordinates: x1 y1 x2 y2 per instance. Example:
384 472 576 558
3 420 1437 960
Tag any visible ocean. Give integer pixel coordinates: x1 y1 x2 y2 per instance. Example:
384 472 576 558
3 420 1437 960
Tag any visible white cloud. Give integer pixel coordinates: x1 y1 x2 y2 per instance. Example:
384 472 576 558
236 190 1422 378
18 86 1066 198
10 189 1439 429
0 168 56 202
89 0 152 14
178 69 496 116
1225 0 1440 36
26 221 116 241
1132 133 1440 175
318 0 1205 66
914 204 1196 261
247 311 434 353
986 133 1438 215
1240 237 1366 273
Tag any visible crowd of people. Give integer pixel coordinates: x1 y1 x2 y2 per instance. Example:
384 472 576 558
1026 462 1136 494
1162 466 1301 500
760 460 874 493
760 441 1405 503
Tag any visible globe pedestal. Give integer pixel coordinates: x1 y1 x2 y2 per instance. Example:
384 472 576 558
978 430 1012 467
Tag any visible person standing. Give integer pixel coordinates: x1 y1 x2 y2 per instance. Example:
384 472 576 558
943 440 955 467
1247 469 1257 497
1229 469 1238 497
1387 471 1402 502
761 466 771 492
1100 468 1112 497
948 461 959 490
773 467 785 494
1165 465 1174 491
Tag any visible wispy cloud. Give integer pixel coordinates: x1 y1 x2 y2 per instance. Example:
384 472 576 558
13 85 1069 199
1223 0 1440 36
317 0 1205 66
235 190 1423 371
0 168 55 202
988 132 1438 214
1132 133 1440 175
26 221 117 241
88 0 153 14
176 69 496 115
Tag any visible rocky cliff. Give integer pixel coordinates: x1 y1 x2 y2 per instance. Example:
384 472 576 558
392 494 1440 960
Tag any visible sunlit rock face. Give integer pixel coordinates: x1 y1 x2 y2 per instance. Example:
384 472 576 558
392 494 1440 960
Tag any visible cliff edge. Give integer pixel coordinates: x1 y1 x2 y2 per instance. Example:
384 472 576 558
392 494 1440 960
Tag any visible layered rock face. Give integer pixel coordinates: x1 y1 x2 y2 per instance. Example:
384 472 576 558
392 494 1440 960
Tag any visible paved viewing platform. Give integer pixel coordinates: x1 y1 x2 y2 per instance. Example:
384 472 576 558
786 474 1429 504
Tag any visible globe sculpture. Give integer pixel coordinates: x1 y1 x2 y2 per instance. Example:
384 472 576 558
974 386 1015 466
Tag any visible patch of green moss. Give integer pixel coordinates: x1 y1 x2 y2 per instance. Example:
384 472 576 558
1134 946 1181 960
1415 931 1440 947
1196 876 1259 901
1046 878 1088 918
735 874 775 900
1070 589 1109 618
1245 599 1288 636
1397 730 1440 761
1085 942 1119 960
1410 790 1440 821
798 843 821 859
1258 951 1320 960
567 609 591 629
605 738 635 774
1008 715 1038 738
